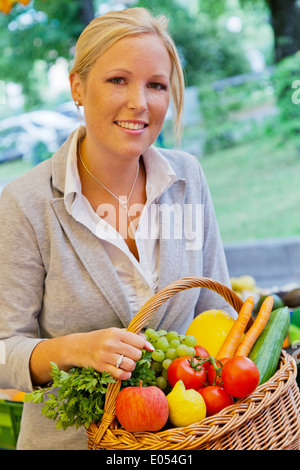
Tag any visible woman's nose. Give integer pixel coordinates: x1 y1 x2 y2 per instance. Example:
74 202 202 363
127 85 148 112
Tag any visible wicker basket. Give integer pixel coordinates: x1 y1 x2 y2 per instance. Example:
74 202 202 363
86 276 300 450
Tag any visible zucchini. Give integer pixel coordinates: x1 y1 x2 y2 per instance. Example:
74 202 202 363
248 307 290 385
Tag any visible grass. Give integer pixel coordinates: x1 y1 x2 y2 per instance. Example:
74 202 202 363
199 135 300 243
1 134 300 244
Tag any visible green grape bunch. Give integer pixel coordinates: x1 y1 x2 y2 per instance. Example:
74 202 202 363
144 328 197 391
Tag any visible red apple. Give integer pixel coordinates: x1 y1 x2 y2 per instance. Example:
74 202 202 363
115 385 169 432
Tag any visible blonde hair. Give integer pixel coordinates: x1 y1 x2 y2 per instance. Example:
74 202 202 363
69 7 185 142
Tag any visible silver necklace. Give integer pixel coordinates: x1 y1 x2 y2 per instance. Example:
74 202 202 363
78 147 140 211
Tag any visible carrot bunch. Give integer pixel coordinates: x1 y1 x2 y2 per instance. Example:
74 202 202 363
216 295 274 359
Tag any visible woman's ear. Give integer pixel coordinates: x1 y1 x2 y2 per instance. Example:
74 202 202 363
69 72 84 106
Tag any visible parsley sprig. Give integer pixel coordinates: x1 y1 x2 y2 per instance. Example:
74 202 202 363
24 350 157 430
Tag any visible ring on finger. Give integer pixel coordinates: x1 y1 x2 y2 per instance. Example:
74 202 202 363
116 354 124 369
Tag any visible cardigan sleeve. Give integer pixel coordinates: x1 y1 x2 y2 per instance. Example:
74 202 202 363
0 186 46 392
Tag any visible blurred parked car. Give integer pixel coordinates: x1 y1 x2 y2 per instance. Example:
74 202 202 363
0 110 79 164
54 101 81 120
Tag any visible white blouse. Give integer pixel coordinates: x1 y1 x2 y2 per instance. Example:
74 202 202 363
64 127 176 316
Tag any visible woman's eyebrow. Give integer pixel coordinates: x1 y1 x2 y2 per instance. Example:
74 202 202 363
107 68 170 80
106 68 133 75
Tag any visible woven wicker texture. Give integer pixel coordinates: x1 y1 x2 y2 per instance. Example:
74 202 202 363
86 276 300 450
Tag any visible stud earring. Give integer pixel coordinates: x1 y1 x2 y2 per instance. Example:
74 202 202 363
74 100 84 122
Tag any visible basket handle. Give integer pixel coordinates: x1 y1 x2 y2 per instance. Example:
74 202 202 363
89 276 245 447
126 276 244 335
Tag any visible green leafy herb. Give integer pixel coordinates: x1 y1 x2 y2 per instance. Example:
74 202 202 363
24 350 157 430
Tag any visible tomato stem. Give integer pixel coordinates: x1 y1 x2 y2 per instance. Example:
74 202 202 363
209 356 223 386
194 355 224 386
188 356 206 371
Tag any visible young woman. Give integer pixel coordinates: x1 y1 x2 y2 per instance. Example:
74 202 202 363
0 7 234 449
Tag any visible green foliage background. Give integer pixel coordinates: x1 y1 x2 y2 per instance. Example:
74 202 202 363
0 0 256 109
0 0 84 108
1 0 300 243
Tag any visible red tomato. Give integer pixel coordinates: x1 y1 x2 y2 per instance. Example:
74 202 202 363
198 386 234 416
194 345 210 370
207 358 230 386
167 356 207 390
221 356 260 398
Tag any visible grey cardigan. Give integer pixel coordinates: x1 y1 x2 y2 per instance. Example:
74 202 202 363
0 130 234 450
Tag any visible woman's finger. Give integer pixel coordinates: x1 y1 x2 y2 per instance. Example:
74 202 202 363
117 343 143 362
113 354 136 372
144 339 155 351
121 330 155 352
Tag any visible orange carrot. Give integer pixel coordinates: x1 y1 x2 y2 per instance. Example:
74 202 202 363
283 335 290 349
216 296 255 360
235 295 274 357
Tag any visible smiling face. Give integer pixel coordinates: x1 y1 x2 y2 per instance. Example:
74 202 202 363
70 34 172 163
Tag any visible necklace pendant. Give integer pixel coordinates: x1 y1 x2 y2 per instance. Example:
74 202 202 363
119 196 128 210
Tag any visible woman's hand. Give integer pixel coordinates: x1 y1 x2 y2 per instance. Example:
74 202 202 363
68 327 154 380
30 327 154 385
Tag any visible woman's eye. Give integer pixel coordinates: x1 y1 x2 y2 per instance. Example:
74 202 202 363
149 82 167 91
108 77 125 84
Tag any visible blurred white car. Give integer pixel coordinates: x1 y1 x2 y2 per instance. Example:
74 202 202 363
54 101 81 120
27 109 80 144
0 110 79 164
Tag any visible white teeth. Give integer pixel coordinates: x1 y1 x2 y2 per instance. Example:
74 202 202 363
116 121 146 130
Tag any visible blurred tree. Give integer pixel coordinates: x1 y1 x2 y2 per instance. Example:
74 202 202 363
0 0 31 14
239 0 300 63
198 0 300 63
0 0 94 108
266 0 300 62
135 0 250 86
0 0 251 109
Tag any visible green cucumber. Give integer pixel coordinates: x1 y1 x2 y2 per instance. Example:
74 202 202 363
248 307 290 385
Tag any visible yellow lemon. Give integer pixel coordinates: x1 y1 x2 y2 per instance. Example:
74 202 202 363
186 309 235 357
166 380 206 427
